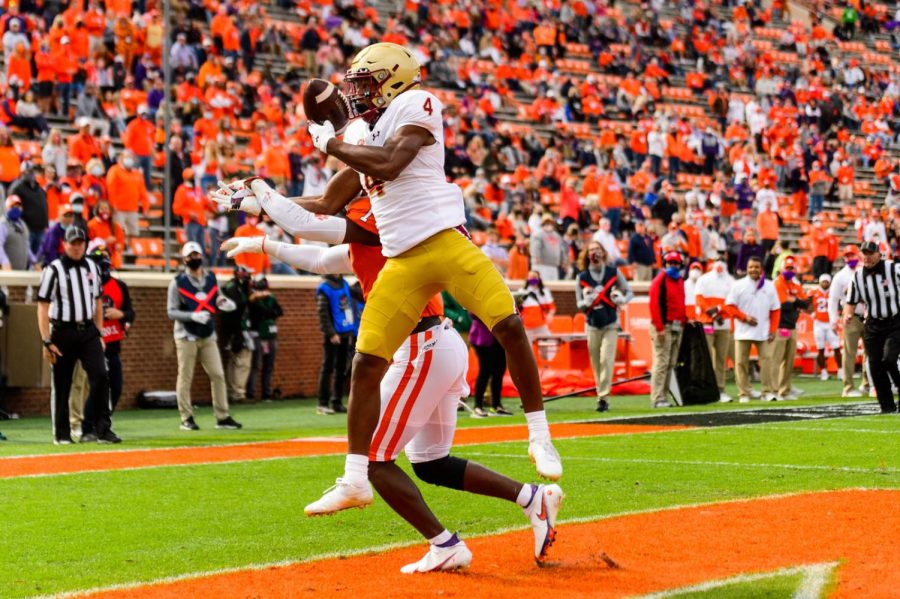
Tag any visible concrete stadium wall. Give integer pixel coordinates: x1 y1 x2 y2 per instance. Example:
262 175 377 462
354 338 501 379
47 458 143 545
1 271 649 416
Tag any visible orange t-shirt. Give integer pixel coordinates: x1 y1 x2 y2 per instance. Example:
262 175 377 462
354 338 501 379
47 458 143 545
105 164 149 213
757 210 779 241
233 223 270 273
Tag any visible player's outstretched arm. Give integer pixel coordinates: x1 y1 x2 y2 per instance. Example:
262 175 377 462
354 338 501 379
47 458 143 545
293 167 363 216
222 236 352 274
313 124 433 182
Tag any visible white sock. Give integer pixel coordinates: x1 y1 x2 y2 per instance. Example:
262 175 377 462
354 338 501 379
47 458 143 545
343 454 369 486
251 179 347 243
428 529 453 546
525 410 550 442
516 483 539 508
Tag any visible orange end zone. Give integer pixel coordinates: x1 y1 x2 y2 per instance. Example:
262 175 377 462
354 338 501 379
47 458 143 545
0 422 687 479
81 489 899 598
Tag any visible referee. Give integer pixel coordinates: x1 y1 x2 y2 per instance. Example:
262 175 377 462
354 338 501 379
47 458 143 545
843 241 900 414
36 226 120 444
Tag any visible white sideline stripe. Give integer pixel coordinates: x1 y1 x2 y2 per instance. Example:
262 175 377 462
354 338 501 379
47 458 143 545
751 425 900 435
459 453 900 475
48 489 882 599
636 562 839 598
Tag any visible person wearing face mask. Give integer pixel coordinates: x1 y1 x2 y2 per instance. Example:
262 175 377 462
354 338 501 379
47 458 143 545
628 220 656 281
37 203 77 266
172 168 208 255
648 251 688 408
695 255 736 402
724 256 781 403
68 192 89 231
517 270 556 342
771 257 812 401
122 104 156 190
530 214 566 281
684 262 703 315
106 150 149 238
828 245 870 397
0 195 36 270
87 200 125 268
843 241 900 414
81 158 109 203
167 241 242 431
9 162 48 253
576 241 633 411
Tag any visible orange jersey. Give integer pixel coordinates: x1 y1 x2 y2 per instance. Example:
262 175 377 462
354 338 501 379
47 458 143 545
810 288 830 323
345 197 442 318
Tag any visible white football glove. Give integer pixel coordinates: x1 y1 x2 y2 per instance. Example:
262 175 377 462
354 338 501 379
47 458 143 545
210 179 261 215
190 311 211 324
221 236 265 258
309 120 335 153
610 289 627 305
216 295 237 312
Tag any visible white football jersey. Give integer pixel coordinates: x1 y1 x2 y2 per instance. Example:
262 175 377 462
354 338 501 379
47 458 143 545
348 89 465 257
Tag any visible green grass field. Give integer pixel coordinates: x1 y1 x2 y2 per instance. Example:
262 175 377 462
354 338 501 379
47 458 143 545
1 378 898 598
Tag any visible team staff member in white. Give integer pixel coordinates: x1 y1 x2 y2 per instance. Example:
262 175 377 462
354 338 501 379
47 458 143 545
36 226 120 445
724 256 781 403
843 241 900 414
694 255 735 402
828 244 869 397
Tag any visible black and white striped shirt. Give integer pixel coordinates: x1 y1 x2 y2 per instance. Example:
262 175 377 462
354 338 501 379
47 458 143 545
846 259 900 320
37 256 101 323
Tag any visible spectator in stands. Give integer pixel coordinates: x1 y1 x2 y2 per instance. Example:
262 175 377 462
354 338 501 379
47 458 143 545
810 219 833 278
168 242 241 432
86 200 125 269
53 36 77 117
647 124 666 177
771 257 811 401
530 214 566 281
38 203 75 266
808 162 831 219
726 256 781 403
507 235 530 280
481 228 509 276
74 84 110 139
123 105 156 191
592 217 625 266
757 204 779 259
8 162 46 254
42 129 68 177
106 150 149 238
247 275 282 402
577 240 632 412
232 215 269 274
735 230 764 276
628 220 656 281
219 265 254 405
0 196 35 270
771 239 794 279
68 119 102 165
649 251 687 409
172 168 206 254
0 127 20 193
316 273 357 415
468 315 510 417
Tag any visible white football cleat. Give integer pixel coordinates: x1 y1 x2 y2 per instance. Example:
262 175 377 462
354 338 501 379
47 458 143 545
820 370 829 381
528 438 563 480
719 393 733 403
842 390 863 398
750 389 762 399
738 396 751 403
304 478 373 516
400 539 472 574
524 484 564 560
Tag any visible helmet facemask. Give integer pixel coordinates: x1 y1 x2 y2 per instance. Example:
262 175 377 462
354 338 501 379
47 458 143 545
344 68 392 123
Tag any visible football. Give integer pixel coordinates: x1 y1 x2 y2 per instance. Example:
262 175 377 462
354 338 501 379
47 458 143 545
303 78 352 134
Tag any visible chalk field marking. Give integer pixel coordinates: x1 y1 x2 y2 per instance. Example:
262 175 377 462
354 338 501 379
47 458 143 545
48 489 870 599
459 452 900 475
636 561 839 599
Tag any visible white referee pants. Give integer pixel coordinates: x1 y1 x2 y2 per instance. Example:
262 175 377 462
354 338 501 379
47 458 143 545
368 320 470 464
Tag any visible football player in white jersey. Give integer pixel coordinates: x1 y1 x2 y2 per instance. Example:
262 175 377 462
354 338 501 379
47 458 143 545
301 43 561 512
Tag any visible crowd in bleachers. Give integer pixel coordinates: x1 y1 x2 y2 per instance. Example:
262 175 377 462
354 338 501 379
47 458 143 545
0 0 900 284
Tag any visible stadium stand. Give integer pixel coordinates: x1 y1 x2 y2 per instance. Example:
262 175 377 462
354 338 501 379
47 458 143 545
2 0 900 287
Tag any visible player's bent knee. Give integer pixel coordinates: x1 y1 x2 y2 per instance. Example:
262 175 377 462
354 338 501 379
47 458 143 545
491 314 526 342
411 455 468 490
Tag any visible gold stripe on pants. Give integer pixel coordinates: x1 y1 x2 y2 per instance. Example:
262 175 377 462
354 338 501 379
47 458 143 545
175 337 230 421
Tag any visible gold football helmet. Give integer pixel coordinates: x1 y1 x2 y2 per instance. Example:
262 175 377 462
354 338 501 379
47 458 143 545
344 42 421 122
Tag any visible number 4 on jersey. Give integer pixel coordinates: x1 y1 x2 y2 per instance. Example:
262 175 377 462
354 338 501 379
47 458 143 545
423 98 433 116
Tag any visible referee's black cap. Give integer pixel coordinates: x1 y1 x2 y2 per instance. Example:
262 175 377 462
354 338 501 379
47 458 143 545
860 241 880 254
64 226 87 243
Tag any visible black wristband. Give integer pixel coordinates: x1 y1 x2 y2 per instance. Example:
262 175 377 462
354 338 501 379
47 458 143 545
42 338 52 348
